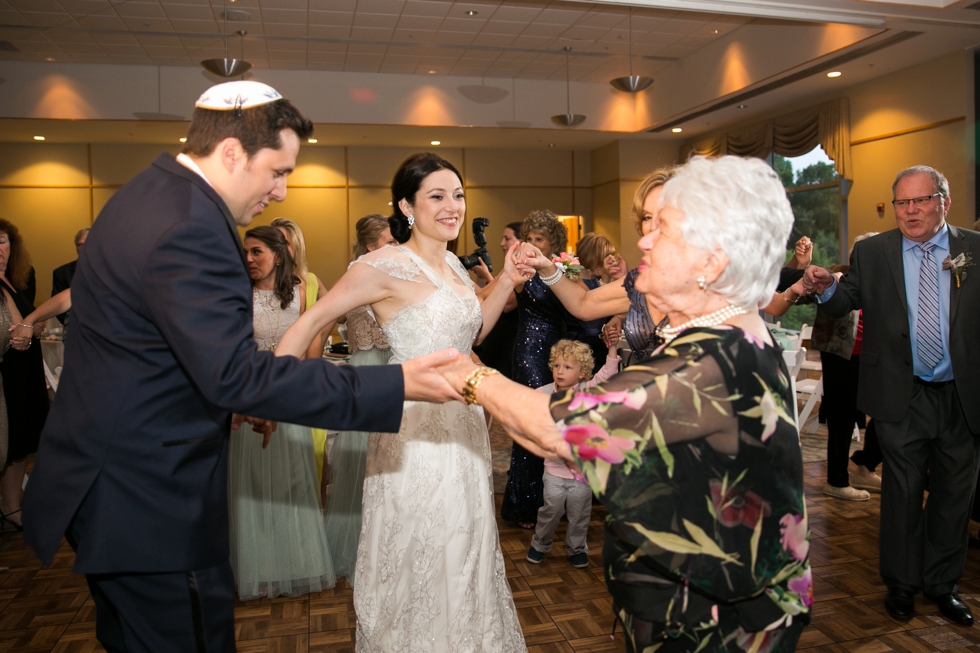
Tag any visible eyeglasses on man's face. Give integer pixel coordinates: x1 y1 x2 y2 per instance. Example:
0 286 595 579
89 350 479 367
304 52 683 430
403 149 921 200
892 193 941 210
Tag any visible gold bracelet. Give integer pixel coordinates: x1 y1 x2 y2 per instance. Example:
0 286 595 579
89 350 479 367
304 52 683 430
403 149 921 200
462 366 500 406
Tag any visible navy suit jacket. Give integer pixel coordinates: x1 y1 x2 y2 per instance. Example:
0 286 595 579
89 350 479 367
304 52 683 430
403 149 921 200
821 226 980 432
23 154 405 574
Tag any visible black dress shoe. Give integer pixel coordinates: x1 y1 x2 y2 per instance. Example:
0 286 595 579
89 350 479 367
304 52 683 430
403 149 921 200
884 587 915 620
928 593 974 625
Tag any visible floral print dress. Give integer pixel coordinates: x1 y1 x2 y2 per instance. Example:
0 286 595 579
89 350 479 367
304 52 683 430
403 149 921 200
550 326 811 653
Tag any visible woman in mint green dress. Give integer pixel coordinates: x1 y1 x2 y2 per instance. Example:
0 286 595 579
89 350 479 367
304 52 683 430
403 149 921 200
325 214 395 586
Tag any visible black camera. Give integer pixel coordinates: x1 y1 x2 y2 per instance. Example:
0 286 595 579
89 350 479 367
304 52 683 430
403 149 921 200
458 217 492 273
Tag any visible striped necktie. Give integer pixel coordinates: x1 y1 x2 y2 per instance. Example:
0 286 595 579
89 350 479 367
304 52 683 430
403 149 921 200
916 242 943 370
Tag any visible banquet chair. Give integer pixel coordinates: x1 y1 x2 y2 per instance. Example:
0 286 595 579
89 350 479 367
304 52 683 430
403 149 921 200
782 348 806 430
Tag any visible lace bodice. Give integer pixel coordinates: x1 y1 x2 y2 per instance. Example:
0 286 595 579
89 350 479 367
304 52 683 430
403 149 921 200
352 246 482 363
346 305 389 355
252 287 300 352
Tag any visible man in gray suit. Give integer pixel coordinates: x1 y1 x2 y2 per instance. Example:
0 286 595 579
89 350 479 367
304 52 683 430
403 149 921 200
805 166 980 624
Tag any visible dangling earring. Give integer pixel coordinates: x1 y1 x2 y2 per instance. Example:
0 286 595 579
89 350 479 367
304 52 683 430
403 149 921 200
407 214 415 229
697 275 707 290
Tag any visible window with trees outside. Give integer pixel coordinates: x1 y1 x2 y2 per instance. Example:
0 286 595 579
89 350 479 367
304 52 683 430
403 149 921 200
773 146 842 330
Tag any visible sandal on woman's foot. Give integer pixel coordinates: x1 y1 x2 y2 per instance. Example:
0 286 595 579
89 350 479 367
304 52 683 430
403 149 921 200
519 522 535 530
0 509 23 532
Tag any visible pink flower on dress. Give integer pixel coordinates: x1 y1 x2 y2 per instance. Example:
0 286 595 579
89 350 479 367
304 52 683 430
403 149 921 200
568 387 647 412
563 423 635 464
741 328 767 350
779 513 809 562
787 566 813 607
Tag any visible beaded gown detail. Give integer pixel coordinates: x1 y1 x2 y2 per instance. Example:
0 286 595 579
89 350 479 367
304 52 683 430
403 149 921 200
227 287 335 600
352 246 526 653
501 274 568 525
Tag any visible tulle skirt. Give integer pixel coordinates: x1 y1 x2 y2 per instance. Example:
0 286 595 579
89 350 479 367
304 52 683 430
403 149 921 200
325 346 392 588
228 419 336 600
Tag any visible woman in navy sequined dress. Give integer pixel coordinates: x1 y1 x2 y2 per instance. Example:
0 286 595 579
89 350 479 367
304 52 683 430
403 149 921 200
522 168 675 363
502 210 569 528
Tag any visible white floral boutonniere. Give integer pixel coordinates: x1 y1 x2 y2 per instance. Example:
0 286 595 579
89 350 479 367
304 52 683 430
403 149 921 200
942 253 974 288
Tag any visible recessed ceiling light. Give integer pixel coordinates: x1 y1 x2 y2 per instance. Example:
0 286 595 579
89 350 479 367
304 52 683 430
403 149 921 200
736 104 748 109
671 128 683 133
549 143 554 147
308 138 317 143
430 140 441 145
710 29 721 35
33 136 44 141
465 10 478 16
44 57 55 62
179 137 186 143
427 70 436 74
826 71 842 78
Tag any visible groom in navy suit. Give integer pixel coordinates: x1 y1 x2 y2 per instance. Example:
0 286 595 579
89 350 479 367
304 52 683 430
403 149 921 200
23 81 460 653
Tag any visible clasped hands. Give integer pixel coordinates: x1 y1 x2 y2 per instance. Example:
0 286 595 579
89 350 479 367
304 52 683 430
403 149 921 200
9 322 43 351
800 265 835 296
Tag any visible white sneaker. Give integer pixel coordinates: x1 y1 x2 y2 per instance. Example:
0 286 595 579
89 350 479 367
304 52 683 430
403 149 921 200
848 461 882 492
822 483 870 501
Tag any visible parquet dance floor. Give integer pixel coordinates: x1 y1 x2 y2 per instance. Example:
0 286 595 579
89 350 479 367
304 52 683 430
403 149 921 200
3 452 980 652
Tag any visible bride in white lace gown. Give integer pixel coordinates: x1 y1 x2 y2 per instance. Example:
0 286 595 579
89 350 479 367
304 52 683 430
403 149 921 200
276 153 527 652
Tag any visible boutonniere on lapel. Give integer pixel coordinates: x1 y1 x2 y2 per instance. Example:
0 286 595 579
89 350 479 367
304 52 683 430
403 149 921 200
942 253 974 288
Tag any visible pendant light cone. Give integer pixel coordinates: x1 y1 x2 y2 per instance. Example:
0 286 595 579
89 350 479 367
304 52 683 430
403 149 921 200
551 47 586 127
609 8 653 93
201 6 253 78
610 75 653 93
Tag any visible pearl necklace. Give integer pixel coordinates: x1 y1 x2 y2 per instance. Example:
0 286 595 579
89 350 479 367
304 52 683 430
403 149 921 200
656 304 748 342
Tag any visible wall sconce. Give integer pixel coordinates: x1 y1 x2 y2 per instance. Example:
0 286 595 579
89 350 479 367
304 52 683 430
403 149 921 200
876 202 885 218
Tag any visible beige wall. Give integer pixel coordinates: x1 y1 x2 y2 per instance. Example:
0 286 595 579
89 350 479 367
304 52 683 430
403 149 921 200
589 139 681 270
0 141 594 303
846 51 974 241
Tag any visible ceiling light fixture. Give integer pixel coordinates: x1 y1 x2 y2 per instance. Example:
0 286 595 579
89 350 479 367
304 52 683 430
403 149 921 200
33 136 44 141
609 7 654 93
44 57 55 62
710 29 721 35
672 128 683 133
427 69 437 74
826 71 842 77
736 104 748 109
200 4 252 78
496 78 531 128
308 138 317 143
179 137 187 142
552 47 586 127
431 140 441 145
466 10 478 16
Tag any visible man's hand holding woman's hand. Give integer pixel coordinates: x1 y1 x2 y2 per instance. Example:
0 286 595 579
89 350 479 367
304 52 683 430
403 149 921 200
802 265 834 295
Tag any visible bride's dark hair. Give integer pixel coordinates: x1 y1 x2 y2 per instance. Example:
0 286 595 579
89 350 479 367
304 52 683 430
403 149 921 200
243 226 298 310
389 152 463 244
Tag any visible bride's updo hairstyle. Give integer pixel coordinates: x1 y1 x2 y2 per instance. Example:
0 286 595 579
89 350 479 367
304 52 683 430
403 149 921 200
389 152 464 244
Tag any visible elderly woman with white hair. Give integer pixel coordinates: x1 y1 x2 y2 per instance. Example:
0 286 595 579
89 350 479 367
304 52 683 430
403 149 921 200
437 156 811 653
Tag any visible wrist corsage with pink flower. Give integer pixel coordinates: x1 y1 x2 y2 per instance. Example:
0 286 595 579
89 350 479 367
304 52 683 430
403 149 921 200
551 252 584 280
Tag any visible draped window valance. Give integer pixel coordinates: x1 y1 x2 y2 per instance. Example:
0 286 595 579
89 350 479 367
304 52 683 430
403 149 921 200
680 98 852 179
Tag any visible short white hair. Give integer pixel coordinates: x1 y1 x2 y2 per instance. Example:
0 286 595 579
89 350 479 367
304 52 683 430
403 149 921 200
660 155 794 309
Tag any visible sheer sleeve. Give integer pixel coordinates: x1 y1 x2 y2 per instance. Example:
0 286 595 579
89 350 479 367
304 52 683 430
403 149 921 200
548 326 808 611
551 330 740 473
